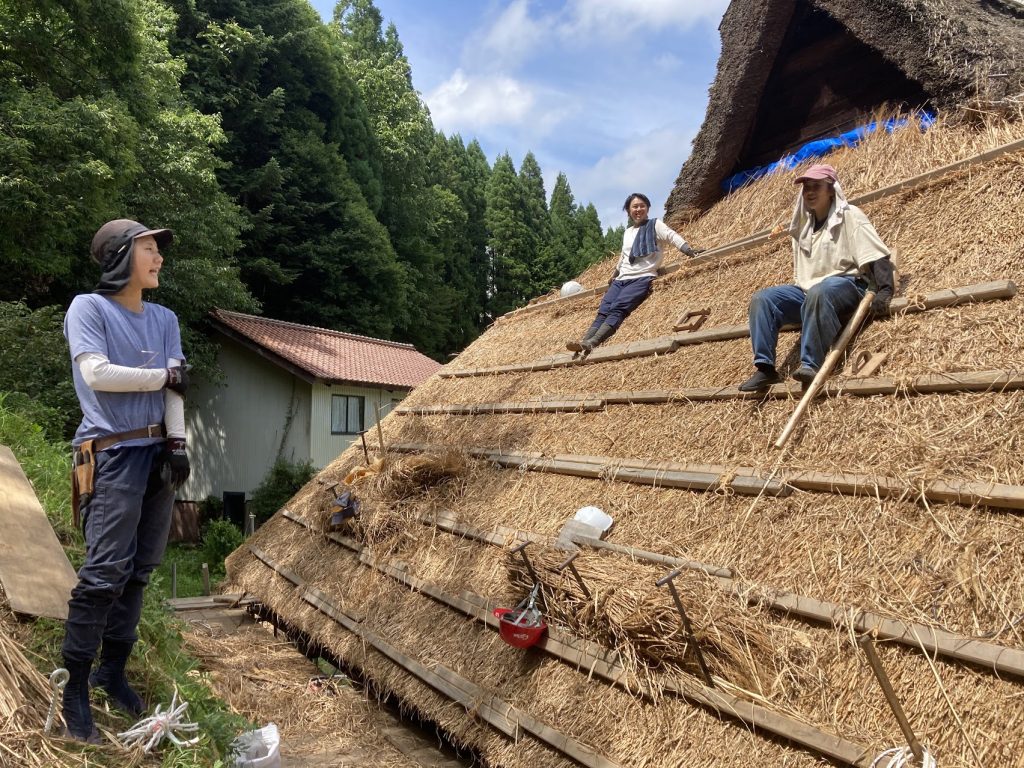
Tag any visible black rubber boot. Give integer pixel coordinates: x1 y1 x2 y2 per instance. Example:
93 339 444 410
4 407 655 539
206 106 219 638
62 659 101 743
579 322 616 352
738 364 782 392
90 639 144 717
567 321 603 352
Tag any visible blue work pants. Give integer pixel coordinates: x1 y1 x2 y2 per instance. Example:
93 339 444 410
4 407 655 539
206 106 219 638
62 444 174 663
748 275 866 371
593 276 654 330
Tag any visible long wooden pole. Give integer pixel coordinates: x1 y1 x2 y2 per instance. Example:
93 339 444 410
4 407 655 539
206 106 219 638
774 290 875 449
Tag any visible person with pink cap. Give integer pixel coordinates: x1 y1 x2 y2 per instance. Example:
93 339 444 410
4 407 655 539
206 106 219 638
738 164 895 392
59 219 191 741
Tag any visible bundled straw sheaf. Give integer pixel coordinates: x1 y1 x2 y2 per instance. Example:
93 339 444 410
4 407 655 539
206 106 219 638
340 452 469 553
505 548 779 693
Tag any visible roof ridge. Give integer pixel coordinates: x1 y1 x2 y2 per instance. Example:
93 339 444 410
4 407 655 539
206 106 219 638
212 308 418 350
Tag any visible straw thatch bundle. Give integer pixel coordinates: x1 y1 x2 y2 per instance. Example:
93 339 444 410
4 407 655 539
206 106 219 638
505 548 779 693
0 598 141 767
228 112 1024 768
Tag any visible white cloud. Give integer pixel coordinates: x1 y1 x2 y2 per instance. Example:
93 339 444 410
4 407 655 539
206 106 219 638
572 123 697 229
562 0 729 37
474 0 551 70
426 69 538 133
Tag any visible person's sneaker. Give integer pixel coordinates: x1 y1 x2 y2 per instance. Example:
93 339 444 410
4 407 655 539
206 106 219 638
738 368 781 392
791 366 818 385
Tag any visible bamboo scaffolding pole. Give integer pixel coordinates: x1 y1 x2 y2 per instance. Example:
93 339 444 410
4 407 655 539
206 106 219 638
775 290 876 449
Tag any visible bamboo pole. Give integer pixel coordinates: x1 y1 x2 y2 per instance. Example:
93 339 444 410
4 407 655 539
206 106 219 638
859 637 926 765
774 290 875 449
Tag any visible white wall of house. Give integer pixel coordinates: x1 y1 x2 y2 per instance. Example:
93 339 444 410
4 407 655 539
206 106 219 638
183 341 312 502
310 382 407 468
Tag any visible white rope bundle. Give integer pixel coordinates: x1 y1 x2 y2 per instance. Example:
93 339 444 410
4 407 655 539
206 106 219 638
117 689 200 752
870 746 937 768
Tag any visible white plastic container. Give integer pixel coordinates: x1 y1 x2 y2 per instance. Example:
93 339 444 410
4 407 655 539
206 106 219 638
233 723 281 768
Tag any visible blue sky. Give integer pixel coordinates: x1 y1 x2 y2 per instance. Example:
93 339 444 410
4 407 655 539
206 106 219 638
310 0 730 229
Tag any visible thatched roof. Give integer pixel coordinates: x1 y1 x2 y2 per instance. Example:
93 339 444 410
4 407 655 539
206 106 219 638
665 0 1024 220
228 117 1024 767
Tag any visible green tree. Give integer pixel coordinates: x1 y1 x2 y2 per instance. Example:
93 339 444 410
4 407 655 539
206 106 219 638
578 203 613 273
538 173 581 287
485 153 533 317
0 0 248 324
332 0 458 357
0 302 76 438
167 0 407 338
516 152 552 295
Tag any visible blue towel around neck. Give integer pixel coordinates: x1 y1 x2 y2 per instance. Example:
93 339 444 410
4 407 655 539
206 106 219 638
628 218 657 264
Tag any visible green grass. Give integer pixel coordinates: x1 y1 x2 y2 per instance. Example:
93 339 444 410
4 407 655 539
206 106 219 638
0 394 250 766
152 544 225 601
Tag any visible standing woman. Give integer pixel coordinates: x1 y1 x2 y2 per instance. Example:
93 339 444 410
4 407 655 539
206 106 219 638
567 193 696 352
61 219 191 741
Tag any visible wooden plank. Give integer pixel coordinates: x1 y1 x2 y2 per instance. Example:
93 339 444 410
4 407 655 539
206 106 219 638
0 445 78 620
785 470 1024 511
662 677 871 766
762 590 1024 680
410 370 1024 417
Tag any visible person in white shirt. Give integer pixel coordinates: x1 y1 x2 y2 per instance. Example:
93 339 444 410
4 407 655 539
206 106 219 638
567 193 695 352
738 164 894 392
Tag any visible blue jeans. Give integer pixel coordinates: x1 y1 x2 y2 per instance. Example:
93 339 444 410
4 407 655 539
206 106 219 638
593 276 654 330
748 275 866 371
62 444 174 662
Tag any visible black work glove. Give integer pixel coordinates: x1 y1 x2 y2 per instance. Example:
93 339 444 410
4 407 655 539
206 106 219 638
868 257 895 316
680 243 697 258
165 366 189 396
161 437 190 490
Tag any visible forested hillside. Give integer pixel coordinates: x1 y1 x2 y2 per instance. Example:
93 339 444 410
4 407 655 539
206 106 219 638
0 0 615 371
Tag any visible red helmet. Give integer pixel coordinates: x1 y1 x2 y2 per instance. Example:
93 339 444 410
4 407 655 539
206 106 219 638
493 607 547 649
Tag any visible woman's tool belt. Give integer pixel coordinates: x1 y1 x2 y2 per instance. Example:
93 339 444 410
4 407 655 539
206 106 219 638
71 424 165 527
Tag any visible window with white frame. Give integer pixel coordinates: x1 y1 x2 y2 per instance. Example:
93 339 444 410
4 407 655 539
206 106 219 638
330 394 365 434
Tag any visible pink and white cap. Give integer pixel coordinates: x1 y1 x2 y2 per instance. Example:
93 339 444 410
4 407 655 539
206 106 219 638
794 163 839 185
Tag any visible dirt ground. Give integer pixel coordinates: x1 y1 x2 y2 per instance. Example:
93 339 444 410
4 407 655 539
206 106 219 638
174 599 470 768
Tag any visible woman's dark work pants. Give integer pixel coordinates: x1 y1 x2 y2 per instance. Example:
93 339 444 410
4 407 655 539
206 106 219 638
593 276 654 330
748 275 866 371
62 443 174 663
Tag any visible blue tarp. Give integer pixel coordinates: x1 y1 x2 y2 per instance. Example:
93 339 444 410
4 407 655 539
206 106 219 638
722 111 936 193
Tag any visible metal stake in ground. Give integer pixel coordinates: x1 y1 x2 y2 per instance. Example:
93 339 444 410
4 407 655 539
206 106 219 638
774 289 876 449
510 541 547 613
554 551 592 600
858 635 926 766
656 568 715 688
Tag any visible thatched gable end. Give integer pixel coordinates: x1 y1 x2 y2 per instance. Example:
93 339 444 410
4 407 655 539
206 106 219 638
666 0 1024 220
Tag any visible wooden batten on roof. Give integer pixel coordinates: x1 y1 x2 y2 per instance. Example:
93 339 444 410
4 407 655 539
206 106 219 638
666 0 1024 219
208 309 441 390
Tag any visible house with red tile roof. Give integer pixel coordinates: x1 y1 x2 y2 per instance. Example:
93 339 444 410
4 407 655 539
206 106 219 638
181 309 441 507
